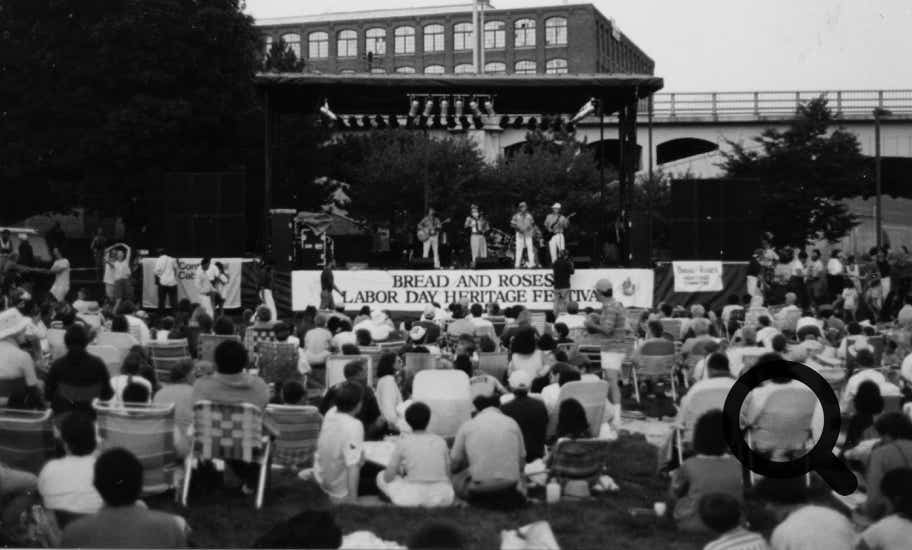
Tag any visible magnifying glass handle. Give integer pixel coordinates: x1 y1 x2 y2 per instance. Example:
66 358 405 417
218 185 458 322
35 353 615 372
813 453 858 496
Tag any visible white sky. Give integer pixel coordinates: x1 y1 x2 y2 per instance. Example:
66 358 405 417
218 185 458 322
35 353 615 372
245 0 912 92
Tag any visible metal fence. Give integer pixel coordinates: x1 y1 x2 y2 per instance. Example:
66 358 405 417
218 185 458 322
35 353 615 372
639 90 912 121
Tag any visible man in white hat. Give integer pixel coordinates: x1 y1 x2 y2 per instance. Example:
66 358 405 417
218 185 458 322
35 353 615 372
0 308 40 398
510 202 536 269
543 203 570 265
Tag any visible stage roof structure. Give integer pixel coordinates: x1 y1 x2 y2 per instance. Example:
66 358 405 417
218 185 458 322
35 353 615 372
255 72 664 266
255 73 663 116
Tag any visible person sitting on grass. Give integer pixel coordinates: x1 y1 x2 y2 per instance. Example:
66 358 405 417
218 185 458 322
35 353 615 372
670 410 743 533
500 371 549 463
60 448 189 548
858 467 912 550
698 493 768 550
45 325 114 416
450 391 526 508
314 382 365 503
376 402 454 507
374 352 403 431
319 360 384 441
37 412 104 527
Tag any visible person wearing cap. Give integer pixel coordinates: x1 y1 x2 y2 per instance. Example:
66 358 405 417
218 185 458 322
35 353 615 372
464 205 489 268
543 203 570 265
0 308 41 403
584 278 627 405
500 371 548 463
418 207 443 269
510 202 537 269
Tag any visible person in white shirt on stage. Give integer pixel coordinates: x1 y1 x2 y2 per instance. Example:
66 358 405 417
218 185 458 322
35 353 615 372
543 203 570 265
104 244 132 306
152 248 179 314
464 205 489 268
41 247 71 303
510 202 537 269
194 257 218 317
417 208 443 269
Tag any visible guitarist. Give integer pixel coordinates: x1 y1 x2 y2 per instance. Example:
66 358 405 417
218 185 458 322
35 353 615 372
544 202 571 265
510 201 537 269
417 207 443 269
464 204 489 268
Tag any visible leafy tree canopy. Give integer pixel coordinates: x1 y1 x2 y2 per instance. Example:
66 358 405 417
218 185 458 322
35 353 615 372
0 0 262 220
719 97 869 245
263 36 304 72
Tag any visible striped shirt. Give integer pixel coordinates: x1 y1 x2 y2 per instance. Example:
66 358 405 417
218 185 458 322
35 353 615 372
704 527 769 550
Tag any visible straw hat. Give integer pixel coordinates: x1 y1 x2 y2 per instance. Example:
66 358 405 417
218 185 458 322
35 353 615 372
0 309 30 340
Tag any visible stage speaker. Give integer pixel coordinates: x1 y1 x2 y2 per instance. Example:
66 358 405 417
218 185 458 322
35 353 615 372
269 209 296 271
475 257 505 270
409 257 436 270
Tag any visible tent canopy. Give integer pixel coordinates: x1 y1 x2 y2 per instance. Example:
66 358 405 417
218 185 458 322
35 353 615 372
256 73 664 116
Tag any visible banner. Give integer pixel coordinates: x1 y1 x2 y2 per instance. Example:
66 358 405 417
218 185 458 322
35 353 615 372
292 269 654 312
672 261 724 293
141 258 252 310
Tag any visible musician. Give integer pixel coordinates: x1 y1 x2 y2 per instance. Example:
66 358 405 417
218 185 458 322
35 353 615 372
544 203 570 265
510 201 537 269
464 204 489 268
418 207 443 269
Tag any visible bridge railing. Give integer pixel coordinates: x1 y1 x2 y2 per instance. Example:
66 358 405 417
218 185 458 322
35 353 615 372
639 90 912 121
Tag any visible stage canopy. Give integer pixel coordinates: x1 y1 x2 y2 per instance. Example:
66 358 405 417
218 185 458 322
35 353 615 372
255 73 664 116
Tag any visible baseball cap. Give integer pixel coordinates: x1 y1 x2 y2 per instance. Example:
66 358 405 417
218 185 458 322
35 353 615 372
595 279 613 295
508 370 532 391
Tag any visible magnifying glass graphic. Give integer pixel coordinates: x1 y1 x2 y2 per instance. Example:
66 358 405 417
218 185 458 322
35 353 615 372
721 358 858 496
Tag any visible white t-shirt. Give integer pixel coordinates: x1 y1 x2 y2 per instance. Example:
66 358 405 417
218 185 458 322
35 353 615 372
38 454 104 515
860 514 912 550
153 255 178 287
125 315 151 345
112 259 131 281
50 259 71 300
314 407 364 499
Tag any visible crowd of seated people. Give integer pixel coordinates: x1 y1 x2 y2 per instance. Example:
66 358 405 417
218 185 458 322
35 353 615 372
2 259 912 549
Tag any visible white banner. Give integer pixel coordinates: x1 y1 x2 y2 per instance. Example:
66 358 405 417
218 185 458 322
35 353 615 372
292 269 654 312
141 258 251 310
672 261 724 293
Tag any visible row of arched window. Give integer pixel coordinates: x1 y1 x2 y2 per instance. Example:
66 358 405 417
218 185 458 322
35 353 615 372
271 17 568 60
335 59 567 75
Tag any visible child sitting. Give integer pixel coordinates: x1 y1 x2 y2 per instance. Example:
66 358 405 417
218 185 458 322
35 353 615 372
376 402 453 507
699 493 768 550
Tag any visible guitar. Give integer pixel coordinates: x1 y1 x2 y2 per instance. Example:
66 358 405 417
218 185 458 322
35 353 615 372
417 218 451 243
545 212 577 239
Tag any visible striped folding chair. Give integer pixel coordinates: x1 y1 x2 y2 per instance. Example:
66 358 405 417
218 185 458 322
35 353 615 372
659 319 683 341
93 399 178 496
256 341 301 386
265 404 322 470
477 352 509 382
632 352 678 403
244 327 276 355
198 334 241 363
548 438 612 485
0 408 56 474
147 339 191 383
182 401 272 509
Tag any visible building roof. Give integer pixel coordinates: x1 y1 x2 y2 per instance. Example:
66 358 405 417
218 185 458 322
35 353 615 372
256 72 663 115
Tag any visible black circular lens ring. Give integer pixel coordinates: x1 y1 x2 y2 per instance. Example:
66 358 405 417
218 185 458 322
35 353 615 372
721 358 858 495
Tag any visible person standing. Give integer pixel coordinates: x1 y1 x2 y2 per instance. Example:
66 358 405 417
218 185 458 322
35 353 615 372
48 221 66 252
418 208 443 269
211 261 230 316
544 203 570 265
464 205 489 268
583 279 627 407
89 228 107 281
194 257 217 317
153 248 179 315
104 244 132 308
320 261 343 310
47 247 71 303
17 233 35 268
258 260 277 321
551 250 574 315
826 249 845 303
510 202 536 269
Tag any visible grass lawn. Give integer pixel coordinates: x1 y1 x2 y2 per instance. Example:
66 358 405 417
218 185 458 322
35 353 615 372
149 433 710 549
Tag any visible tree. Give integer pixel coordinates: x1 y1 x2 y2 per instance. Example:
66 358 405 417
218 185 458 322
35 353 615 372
263 36 304 72
0 0 262 221
483 129 616 242
720 97 869 245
